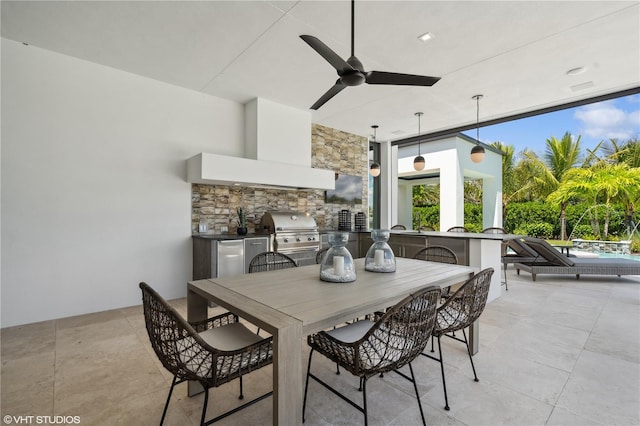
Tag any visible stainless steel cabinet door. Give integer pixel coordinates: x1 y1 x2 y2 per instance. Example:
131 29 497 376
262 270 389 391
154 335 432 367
216 240 245 277
244 237 269 273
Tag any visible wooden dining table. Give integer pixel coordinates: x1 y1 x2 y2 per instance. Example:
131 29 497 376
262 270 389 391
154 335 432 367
187 257 476 425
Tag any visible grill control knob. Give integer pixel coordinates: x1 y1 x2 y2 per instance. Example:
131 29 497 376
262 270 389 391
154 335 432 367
308 237 314 241
283 238 289 243
296 238 301 242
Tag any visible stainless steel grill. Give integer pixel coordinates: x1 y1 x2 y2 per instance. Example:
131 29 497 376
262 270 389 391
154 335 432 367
260 211 320 266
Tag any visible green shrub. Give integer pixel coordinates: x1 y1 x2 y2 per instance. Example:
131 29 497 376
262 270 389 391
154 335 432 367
565 202 627 238
464 223 483 233
464 204 482 228
505 202 559 235
413 205 439 229
631 237 640 254
522 222 554 238
570 224 596 240
413 203 484 231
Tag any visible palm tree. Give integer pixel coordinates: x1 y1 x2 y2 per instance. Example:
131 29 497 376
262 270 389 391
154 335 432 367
601 138 640 168
490 141 516 225
590 138 640 232
549 163 640 238
509 149 544 202
521 132 583 239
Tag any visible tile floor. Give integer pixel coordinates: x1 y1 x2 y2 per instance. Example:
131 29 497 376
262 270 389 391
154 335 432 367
2 269 639 426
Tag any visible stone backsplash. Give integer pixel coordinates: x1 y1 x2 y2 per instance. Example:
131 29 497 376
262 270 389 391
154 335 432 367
192 124 368 233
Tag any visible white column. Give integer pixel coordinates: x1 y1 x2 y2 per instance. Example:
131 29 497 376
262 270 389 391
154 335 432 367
397 181 413 229
468 239 503 302
482 176 503 229
439 156 464 231
380 142 396 229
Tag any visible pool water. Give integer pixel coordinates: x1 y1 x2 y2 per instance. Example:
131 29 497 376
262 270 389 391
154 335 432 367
597 252 640 261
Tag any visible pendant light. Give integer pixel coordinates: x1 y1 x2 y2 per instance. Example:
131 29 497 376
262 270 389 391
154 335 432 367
369 125 381 177
413 112 425 171
470 94 485 163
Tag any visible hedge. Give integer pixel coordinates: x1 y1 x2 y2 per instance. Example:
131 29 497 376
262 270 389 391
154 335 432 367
413 201 633 239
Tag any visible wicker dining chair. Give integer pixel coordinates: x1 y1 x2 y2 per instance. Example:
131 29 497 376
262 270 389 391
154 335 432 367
303 285 442 426
446 226 468 233
414 246 460 299
414 246 458 264
422 268 494 411
139 282 273 426
247 251 297 335
248 251 297 273
481 227 507 234
390 224 406 230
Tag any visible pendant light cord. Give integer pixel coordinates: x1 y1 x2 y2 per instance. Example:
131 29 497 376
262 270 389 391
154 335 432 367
476 95 480 143
472 94 483 144
418 115 421 155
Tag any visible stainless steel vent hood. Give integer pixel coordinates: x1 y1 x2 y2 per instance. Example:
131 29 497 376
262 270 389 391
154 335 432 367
187 98 335 190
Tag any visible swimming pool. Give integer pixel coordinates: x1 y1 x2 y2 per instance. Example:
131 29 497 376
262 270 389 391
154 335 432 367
597 252 640 261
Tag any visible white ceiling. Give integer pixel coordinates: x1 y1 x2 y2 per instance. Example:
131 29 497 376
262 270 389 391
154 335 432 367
2 0 639 142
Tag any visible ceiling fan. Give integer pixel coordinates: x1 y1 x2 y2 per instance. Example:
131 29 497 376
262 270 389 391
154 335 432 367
300 0 441 110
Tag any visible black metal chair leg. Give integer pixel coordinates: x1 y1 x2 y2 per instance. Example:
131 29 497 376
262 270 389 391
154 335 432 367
200 388 210 426
362 377 368 426
239 375 244 399
336 363 340 375
160 376 178 425
503 263 509 290
408 363 427 426
462 329 479 382
302 350 314 423
436 336 450 411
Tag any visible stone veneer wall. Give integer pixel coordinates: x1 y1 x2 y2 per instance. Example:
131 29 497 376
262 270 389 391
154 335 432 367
191 124 368 233
572 239 631 255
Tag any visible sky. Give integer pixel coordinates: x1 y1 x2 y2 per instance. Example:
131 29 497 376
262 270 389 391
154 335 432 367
463 93 640 158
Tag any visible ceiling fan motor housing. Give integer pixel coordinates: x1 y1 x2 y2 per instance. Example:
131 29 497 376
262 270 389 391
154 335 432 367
341 56 366 86
341 71 365 86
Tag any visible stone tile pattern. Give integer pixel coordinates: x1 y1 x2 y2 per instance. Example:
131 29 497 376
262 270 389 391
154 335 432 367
192 124 368 233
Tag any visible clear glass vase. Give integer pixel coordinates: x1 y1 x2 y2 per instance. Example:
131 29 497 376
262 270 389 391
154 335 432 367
319 232 357 283
365 229 396 272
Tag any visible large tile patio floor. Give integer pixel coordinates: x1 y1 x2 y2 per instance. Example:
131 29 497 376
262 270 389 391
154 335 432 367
2 268 639 425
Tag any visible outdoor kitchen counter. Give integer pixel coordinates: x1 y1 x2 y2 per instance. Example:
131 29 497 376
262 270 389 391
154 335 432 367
192 233 270 240
391 230 518 304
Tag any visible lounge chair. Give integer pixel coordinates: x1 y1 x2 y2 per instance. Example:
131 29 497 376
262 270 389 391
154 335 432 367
514 237 640 281
501 237 550 289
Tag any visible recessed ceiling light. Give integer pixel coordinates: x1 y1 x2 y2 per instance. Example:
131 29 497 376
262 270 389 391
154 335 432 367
418 32 434 42
566 67 586 76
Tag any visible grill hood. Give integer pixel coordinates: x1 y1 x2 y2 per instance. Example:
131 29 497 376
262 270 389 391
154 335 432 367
260 211 318 233
187 98 335 190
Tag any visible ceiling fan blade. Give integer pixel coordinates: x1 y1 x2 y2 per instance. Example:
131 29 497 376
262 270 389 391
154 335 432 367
365 71 441 86
310 80 347 110
300 35 354 74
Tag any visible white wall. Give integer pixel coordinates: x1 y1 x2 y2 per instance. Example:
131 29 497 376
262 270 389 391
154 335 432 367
245 98 312 166
397 136 503 231
1 39 245 327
